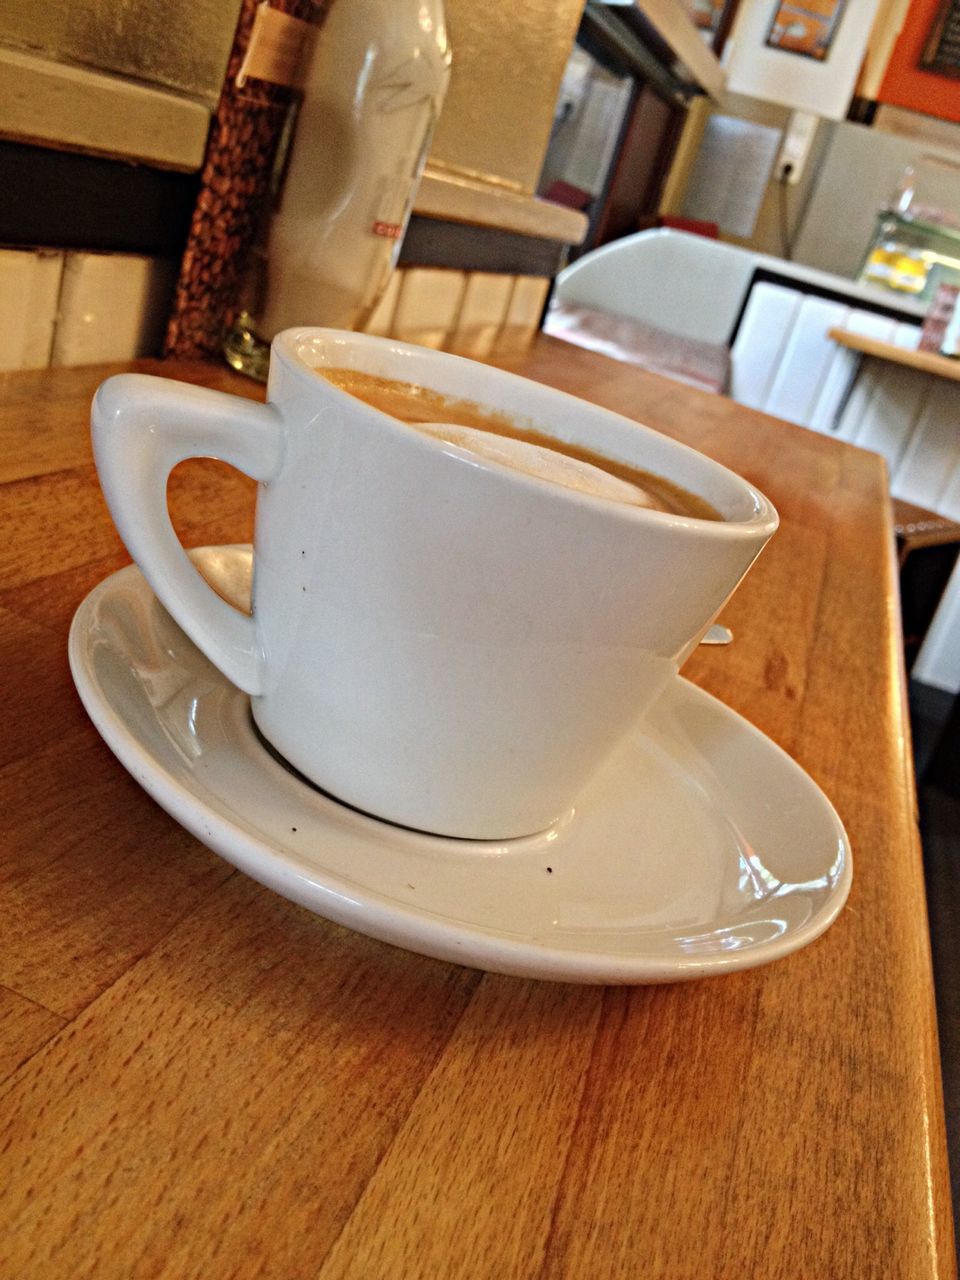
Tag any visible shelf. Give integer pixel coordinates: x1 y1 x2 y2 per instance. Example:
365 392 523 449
828 327 960 382
876 209 960 249
414 166 588 246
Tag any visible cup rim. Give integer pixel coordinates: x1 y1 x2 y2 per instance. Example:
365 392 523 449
271 327 780 538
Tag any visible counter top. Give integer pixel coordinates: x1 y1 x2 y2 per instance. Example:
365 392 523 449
0 339 953 1278
414 163 589 245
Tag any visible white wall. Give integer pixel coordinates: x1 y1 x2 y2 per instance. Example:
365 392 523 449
724 0 884 121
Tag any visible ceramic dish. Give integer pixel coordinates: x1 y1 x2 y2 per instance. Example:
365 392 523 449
68 546 852 983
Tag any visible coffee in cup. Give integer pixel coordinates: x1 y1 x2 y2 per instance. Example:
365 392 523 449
317 368 723 520
92 329 777 839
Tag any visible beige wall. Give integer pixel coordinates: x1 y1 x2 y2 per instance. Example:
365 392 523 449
427 0 585 194
0 0 242 106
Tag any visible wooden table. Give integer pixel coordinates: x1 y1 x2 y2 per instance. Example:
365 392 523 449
1 338 954 1279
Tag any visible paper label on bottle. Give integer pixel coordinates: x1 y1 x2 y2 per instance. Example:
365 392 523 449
236 3 315 90
372 221 404 239
371 174 415 239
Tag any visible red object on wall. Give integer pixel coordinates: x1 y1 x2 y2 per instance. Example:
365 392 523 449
878 0 960 124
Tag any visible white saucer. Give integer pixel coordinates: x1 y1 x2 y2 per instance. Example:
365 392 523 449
68 546 851 984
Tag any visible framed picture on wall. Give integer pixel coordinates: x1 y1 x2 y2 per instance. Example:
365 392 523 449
765 0 849 60
920 0 960 78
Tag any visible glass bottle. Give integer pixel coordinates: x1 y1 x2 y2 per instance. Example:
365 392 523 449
225 0 451 379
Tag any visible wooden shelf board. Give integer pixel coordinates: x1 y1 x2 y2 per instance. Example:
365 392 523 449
828 326 960 382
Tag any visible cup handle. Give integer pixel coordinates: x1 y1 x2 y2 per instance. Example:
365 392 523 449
92 373 284 696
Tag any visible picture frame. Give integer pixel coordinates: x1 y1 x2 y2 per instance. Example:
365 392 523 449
765 0 849 61
920 0 960 78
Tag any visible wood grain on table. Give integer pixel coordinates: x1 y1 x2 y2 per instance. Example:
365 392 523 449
0 340 953 1279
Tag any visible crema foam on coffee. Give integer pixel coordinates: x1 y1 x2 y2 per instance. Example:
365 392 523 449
317 367 722 521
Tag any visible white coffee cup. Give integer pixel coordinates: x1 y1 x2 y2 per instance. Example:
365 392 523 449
92 328 778 839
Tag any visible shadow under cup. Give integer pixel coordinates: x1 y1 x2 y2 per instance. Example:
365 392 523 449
243 329 779 841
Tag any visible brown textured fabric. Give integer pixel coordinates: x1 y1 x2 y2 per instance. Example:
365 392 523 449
164 0 333 359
